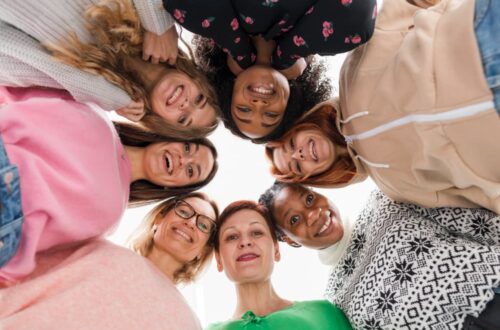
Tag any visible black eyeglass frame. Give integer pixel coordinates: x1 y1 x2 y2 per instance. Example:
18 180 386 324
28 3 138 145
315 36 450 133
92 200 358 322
173 200 217 235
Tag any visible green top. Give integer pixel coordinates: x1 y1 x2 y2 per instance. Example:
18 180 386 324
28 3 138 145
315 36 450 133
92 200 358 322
205 300 352 330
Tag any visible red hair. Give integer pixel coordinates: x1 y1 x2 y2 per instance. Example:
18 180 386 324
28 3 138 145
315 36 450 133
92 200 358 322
265 105 357 187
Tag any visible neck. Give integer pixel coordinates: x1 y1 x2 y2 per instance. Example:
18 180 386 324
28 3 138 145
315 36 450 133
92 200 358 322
124 146 145 182
233 280 292 320
123 56 171 92
146 246 183 282
251 36 274 66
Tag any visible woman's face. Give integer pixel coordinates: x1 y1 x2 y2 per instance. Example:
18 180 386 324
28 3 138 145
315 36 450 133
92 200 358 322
150 71 217 129
270 127 336 178
142 141 214 187
272 185 343 249
216 209 279 284
231 65 290 139
153 197 216 263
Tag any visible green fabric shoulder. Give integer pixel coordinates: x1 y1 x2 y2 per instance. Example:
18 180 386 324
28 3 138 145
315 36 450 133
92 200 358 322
204 300 351 330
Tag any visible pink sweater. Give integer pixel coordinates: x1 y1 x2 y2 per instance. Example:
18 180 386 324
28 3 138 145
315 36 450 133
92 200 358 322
0 87 131 282
0 239 202 330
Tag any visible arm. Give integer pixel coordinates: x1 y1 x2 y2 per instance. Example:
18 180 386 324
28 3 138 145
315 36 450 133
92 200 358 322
273 0 377 69
163 0 256 69
0 22 132 111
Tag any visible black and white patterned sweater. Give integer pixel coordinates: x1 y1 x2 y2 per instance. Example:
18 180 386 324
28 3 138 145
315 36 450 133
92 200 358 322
325 190 500 330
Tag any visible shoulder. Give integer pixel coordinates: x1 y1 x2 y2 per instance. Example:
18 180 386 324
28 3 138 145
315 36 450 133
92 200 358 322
205 319 240 330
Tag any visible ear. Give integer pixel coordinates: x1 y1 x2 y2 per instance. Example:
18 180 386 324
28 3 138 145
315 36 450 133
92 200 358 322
214 252 223 272
281 233 302 248
274 241 281 262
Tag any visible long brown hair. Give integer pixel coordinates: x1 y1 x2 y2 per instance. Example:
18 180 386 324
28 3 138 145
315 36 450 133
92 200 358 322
114 122 218 206
128 192 219 284
47 0 220 139
265 104 357 187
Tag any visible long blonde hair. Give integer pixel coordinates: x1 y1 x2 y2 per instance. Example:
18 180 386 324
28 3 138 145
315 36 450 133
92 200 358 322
128 193 219 284
47 0 220 139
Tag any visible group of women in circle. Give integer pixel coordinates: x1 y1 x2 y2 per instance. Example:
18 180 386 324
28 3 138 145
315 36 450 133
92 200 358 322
1 0 500 329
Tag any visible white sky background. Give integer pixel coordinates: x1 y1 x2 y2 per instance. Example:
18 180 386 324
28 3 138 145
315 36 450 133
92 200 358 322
108 22 379 326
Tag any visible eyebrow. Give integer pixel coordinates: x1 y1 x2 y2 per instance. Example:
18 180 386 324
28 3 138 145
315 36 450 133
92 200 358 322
196 164 202 179
221 221 263 234
261 122 279 128
235 116 252 124
186 117 193 127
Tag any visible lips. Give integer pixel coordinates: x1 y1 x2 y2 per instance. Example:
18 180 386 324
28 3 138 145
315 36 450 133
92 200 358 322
314 210 335 237
167 85 184 106
236 253 260 262
173 227 193 243
164 151 173 175
309 139 318 161
247 83 275 99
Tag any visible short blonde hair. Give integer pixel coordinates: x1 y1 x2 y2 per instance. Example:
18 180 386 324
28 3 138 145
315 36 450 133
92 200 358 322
128 192 219 284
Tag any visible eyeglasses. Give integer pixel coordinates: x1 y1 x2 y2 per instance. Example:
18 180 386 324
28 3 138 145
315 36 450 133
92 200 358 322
174 200 217 235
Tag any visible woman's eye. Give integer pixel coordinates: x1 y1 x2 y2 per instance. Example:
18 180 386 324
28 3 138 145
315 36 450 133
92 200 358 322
198 222 208 231
226 234 238 241
187 165 194 178
289 137 295 150
184 142 191 153
252 231 263 237
178 115 187 125
290 215 300 226
237 107 251 113
305 193 314 206
264 112 279 118
195 94 205 105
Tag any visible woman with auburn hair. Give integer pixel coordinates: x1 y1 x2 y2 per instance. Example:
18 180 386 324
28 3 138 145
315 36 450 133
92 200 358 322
0 0 219 139
129 192 219 284
162 0 377 142
0 86 218 284
267 0 500 214
207 200 352 330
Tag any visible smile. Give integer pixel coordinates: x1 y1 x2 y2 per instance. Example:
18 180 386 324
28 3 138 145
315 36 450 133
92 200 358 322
314 210 334 237
173 228 193 243
309 139 318 161
164 151 173 175
247 84 275 99
167 85 184 105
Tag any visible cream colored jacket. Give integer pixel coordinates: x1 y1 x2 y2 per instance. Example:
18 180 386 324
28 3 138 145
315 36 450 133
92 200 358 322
332 0 500 213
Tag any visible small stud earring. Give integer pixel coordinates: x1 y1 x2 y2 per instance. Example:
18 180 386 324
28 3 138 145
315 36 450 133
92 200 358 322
152 224 158 234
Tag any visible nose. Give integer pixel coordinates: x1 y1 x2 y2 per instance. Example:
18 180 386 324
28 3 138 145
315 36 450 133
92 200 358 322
238 236 253 248
183 216 196 230
179 98 192 111
251 98 269 106
306 207 322 226
292 147 305 160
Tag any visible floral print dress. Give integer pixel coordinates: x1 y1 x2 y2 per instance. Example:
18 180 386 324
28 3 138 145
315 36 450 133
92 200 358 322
163 0 377 70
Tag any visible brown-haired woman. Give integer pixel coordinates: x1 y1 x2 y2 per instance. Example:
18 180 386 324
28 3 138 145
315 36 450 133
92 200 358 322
207 200 351 329
129 192 219 284
0 0 220 139
266 0 500 214
0 86 218 284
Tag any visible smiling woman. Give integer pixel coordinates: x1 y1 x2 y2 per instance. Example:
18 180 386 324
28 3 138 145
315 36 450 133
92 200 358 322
207 200 352 330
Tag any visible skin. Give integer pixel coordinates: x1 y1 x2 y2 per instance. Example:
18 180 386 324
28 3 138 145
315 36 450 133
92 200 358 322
150 71 217 129
231 65 290 139
126 142 214 187
216 209 279 284
148 197 216 279
272 185 344 249
270 128 341 178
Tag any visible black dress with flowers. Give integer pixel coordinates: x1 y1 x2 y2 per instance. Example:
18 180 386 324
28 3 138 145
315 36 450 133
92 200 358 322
163 0 377 70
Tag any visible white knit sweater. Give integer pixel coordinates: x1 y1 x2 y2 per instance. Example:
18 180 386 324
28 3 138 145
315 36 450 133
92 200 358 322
0 0 174 111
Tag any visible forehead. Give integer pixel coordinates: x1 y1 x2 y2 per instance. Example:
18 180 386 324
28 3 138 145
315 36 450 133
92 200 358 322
272 146 289 174
232 116 274 139
273 186 306 213
197 145 215 178
222 209 268 231
183 196 215 218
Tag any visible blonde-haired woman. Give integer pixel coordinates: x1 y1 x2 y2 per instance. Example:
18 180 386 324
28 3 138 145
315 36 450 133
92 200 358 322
129 192 219 283
0 0 219 139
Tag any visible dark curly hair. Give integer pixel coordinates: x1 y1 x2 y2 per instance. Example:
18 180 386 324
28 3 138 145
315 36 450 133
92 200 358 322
191 35 333 144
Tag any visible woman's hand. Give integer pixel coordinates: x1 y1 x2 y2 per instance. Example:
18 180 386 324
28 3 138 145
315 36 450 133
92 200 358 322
142 26 178 65
116 100 145 122
279 58 307 80
227 55 244 75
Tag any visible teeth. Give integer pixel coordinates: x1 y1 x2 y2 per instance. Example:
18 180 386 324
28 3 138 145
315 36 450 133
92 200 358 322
164 152 172 174
309 140 318 161
174 229 191 242
318 212 332 235
250 86 274 95
167 86 183 105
